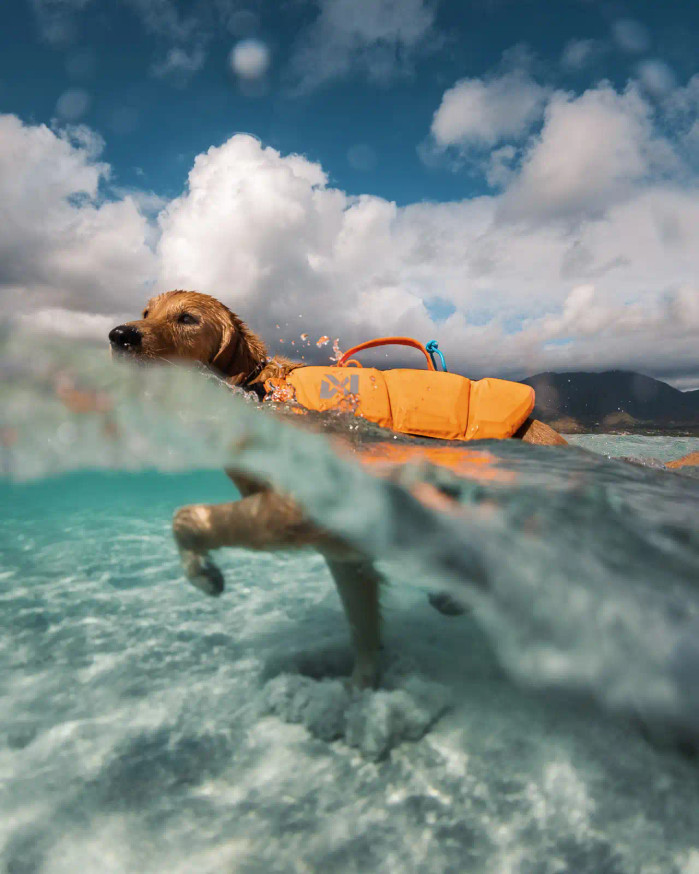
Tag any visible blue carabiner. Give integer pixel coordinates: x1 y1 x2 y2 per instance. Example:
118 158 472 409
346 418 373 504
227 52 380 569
426 340 448 372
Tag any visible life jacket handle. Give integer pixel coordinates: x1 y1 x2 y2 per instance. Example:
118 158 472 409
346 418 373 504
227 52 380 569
337 337 436 371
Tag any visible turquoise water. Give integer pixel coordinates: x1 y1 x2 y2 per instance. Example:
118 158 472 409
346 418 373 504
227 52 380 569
2 344 699 873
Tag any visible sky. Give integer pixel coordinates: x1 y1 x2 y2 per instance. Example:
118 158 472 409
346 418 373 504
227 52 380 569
1 0 699 387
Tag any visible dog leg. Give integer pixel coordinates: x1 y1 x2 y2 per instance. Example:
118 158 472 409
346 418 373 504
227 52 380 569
324 557 383 689
173 493 318 597
173 492 350 557
172 494 383 686
514 417 568 445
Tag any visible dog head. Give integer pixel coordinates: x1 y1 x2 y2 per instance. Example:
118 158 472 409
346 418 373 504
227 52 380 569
108 290 267 382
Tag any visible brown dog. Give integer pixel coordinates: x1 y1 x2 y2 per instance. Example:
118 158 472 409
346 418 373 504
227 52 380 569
108 290 566 687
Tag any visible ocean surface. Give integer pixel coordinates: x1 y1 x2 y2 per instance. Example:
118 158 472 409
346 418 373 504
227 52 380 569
2 341 699 874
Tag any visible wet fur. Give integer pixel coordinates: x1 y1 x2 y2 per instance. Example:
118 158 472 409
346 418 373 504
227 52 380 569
118 290 280 385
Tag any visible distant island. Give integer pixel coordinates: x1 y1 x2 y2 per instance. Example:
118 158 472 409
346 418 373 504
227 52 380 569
520 371 699 434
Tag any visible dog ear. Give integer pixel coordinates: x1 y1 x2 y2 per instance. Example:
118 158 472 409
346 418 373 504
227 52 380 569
209 305 267 381
210 319 239 375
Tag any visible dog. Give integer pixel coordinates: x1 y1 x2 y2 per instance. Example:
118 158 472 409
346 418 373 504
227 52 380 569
106 290 574 687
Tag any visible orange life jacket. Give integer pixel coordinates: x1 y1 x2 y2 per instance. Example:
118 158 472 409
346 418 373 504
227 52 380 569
264 337 534 442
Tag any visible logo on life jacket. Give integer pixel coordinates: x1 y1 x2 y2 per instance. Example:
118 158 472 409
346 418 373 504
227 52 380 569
319 372 359 399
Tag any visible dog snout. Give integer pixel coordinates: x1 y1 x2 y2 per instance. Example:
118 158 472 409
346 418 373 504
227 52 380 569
109 324 142 350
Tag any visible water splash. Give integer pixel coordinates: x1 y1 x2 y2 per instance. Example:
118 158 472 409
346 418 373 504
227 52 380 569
2 333 699 741
3 333 699 872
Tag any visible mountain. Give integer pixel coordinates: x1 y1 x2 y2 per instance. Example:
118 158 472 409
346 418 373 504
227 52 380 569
520 371 699 430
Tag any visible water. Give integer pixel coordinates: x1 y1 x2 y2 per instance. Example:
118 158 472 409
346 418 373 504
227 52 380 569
2 339 699 873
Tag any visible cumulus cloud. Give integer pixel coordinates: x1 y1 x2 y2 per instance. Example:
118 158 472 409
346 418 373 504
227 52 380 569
6 68 699 388
15 307 117 340
288 0 437 92
663 74 699 166
430 70 549 150
152 128 699 385
428 68 682 218
0 115 155 322
499 83 675 223
156 134 408 345
665 73 699 117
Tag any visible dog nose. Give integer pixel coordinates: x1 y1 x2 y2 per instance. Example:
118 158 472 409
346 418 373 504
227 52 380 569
109 325 142 349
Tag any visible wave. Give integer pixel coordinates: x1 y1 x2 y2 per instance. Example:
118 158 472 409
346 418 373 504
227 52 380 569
3 333 699 741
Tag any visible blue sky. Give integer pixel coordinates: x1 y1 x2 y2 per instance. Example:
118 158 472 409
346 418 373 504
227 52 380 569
5 0 699 204
2 0 699 385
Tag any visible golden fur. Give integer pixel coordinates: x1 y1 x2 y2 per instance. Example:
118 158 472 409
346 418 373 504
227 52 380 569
116 289 291 387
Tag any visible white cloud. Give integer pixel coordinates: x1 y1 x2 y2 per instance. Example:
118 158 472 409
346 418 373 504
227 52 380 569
152 127 699 385
156 134 403 342
430 71 549 149
288 0 437 92
5 72 699 389
499 83 676 223
429 71 682 214
16 307 117 341
485 145 518 188
0 115 155 318
662 74 699 163
665 73 699 117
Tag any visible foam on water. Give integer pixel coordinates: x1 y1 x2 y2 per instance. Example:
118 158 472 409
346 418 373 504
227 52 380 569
2 335 699 872
567 433 699 466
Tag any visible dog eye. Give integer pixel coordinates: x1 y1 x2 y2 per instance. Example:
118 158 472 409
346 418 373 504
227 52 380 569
142 310 149 318
178 312 199 325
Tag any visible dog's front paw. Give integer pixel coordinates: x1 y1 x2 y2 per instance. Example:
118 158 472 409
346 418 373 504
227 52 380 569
348 657 380 691
427 591 467 616
179 548 225 597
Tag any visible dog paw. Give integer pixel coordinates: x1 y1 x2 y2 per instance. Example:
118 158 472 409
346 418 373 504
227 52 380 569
179 549 225 597
348 659 380 691
427 591 467 616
